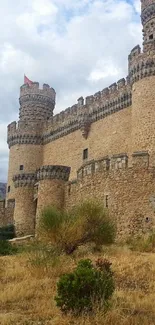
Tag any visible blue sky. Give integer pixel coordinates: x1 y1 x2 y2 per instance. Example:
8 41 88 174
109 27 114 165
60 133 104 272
0 0 142 182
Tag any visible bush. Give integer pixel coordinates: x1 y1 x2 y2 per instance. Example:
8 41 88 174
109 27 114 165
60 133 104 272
0 240 18 256
40 201 116 254
55 258 115 314
72 201 116 246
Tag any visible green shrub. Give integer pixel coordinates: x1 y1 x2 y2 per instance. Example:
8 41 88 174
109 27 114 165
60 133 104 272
40 201 116 254
73 201 116 246
55 258 115 314
0 240 18 256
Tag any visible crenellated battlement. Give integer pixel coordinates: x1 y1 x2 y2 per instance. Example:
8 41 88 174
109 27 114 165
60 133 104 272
65 150 155 239
7 120 43 148
42 76 131 143
76 151 149 181
128 45 155 83
20 82 56 98
7 75 132 148
19 82 56 121
128 45 141 63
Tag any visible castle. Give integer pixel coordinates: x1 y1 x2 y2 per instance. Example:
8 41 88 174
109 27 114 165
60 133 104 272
1 0 155 239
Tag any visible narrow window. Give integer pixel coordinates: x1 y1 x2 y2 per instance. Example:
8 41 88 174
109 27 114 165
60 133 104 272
105 195 109 208
149 34 153 40
20 165 24 171
8 186 10 193
83 148 88 160
68 184 71 195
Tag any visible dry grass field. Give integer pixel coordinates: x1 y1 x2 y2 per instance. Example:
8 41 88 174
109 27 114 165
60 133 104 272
0 244 155 325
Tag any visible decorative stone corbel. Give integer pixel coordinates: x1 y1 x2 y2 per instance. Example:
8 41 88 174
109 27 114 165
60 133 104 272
79 113 91 139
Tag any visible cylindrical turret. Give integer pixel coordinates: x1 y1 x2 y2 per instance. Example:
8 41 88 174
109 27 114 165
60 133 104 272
19 82 56 121
35 165 70 229
141 0 155 52
130 1 155 165
12 173 37 236
6 82 56 236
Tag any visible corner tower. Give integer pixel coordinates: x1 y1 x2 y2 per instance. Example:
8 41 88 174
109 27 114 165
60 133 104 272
141 0 155 52
19 82 55 121
129 0 155 165
6 81 56 236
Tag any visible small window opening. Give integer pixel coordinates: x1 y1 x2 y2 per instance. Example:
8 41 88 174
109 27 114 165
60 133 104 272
8 186 10 193
145 217 149 223
68 184 71 195
105 195 109 208
83 148 88 160
149 34 153 40
20 165 24 171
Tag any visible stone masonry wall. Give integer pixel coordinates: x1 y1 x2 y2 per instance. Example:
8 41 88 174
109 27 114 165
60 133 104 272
43 107 132 180
36 165 70 228
19 83 56 121
65 154 155 239
0 200 14 227
43 78 131 144
13 187 36 237
132 76 155 166
6 144 43 203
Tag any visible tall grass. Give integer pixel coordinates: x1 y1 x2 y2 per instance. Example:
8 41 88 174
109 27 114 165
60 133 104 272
39 201 116 254
126 231 155 252
0 246 155 325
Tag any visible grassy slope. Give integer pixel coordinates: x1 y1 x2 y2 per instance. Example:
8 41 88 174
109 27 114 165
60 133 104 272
0 245 155 325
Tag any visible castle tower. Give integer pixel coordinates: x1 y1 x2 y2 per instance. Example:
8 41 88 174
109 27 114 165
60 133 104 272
129 0 155 165
6 82 56 236
35 165 71 230
19 82 55 121
141 0 155 52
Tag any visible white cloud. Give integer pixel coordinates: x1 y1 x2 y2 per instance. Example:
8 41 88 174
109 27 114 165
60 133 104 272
88 59 120 81
0 0 142 182
133 0 141 13
32 0 58 16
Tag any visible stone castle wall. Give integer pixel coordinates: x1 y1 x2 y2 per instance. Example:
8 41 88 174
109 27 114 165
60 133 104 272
43 106 132 180
6 144 43 202
43 77 131 142
42 77 132 180
65 153 155 239
0 200 14 227
132 76 155 166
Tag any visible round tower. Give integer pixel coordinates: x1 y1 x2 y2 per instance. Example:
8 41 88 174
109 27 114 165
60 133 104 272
35 165 71 229
141 0 155 52
19 82 56 121
6 82 56 236
12 173 37 236
129 0 155 166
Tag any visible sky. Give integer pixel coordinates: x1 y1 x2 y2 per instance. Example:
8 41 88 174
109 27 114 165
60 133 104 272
0 0 142 182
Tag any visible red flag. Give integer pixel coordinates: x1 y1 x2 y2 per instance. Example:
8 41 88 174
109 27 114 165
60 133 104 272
24 75 33 86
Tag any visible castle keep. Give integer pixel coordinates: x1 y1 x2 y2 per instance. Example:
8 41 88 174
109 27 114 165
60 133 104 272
1 0 155 238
